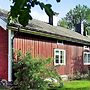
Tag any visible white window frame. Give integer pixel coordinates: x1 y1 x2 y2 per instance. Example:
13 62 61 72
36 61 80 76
54 49 66 66
83 52 90 65
83 46 89 50
57 40 63 45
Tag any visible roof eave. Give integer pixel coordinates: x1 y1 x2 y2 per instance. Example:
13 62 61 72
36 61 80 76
7 25 90 46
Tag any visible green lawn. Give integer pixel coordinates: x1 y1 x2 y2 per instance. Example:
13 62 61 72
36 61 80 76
60 80 90 90
0 80 90 90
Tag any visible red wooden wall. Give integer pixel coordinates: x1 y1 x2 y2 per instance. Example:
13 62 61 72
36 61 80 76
0 27 8 80
14 32 86 75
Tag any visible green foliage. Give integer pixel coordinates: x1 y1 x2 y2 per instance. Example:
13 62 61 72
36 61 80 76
66 4 89 28
57 18 69 28
12 52 61 90
58 4 90 32
9 0 61 27
68 68 90 80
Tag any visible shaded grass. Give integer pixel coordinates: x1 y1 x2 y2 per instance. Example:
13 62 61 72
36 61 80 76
60 80 90 90
0 86 8 90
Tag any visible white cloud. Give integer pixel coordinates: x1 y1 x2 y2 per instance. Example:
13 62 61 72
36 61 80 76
31 10 48 22
31 10 59 26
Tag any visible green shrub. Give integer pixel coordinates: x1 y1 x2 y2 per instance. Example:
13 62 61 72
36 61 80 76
68 70 90 80
12 52 61 90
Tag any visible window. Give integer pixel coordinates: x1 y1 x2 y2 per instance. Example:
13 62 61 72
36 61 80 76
54 49 66 66
57 40 63 45
83 52 90 65
84 46 89 50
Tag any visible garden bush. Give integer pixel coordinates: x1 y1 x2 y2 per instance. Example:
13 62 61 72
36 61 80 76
68 70 90 80
12 52 61 90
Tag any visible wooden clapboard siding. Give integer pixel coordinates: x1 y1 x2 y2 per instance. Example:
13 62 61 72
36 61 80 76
14 32 88 75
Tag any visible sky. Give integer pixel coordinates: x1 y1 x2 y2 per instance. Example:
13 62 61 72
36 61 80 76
0 0 90 23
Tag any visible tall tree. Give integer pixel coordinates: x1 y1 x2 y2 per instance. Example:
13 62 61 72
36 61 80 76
58 4 90 30
9 0 61 27
57 18 68 28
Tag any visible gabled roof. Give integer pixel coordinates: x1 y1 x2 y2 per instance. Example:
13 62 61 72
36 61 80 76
0 9 8 30
0 9 8 22
0 9 90 45
8 19 90 45
0 9 8 17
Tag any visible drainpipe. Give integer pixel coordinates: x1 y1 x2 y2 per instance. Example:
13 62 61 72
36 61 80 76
8 27 19 85
8 29 12 84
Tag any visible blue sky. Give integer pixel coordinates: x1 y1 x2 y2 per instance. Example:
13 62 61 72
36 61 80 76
0 0 90 22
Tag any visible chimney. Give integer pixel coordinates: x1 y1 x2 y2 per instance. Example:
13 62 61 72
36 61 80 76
49 16 53 25
75 21 84 35
49 12 59 26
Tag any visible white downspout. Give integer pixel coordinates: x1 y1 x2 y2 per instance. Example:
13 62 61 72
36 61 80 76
8 29 12 82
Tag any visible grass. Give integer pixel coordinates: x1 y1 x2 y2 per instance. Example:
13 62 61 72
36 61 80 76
0 80 90 90
60 80 90 90
0 86 8 90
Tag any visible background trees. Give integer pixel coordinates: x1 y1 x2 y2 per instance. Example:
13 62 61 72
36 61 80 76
58 4 90 35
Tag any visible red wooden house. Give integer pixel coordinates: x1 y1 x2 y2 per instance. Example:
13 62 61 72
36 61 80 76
0 10 90 83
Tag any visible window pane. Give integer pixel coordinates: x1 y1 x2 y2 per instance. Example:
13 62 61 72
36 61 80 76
84 53 87 63
88 54 90 63
60 60 62 63
62 57 64 63
55 55 59 63
56 50 59 54
60 51 64 64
